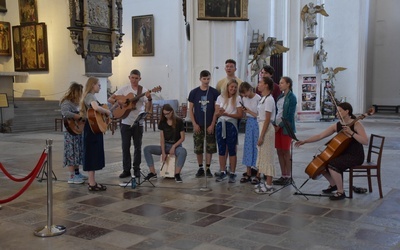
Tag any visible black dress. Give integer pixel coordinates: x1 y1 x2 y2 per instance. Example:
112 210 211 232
82 94 105 172
327 122 365 173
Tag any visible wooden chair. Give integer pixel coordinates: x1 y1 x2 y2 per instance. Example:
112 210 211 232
348 134 385 198
145 104 160 132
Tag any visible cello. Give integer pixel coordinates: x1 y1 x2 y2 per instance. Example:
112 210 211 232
304 92 374 179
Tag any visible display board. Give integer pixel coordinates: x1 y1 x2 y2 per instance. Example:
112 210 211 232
297 74 321 122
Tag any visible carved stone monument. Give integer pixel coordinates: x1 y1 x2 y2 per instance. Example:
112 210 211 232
67 0 124 76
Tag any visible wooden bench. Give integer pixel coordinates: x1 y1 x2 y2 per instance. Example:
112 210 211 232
373 104 399 113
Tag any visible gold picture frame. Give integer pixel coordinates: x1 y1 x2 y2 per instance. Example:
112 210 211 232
18 0 38 24
132 15 154 57
0 22 12 56
198 0 249 21
12 23 49 71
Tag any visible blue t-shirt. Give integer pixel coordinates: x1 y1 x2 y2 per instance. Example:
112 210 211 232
188 86 219 127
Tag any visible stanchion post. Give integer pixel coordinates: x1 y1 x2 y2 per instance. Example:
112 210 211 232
34 139 66 237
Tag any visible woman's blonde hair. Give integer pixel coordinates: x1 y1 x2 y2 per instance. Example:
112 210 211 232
221 79 238 108
60 82 83 105
79 77 99 117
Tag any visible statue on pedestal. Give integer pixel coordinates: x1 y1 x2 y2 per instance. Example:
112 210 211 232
314 38 328 73
301 3 329 47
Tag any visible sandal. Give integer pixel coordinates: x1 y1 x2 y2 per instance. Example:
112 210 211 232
240 176 251 183
88 183 107 191
251 177 260 185
322 185 337 194
254 183 267 194
329 192 346 200
352 186 367 194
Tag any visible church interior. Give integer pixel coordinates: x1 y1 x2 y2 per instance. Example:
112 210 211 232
0 0 399 249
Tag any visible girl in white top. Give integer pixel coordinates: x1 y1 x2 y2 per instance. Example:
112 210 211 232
238 82 261 183
255 77 276 194
215 79 243 183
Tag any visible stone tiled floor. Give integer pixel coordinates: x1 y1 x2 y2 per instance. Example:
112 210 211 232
0 114 400 249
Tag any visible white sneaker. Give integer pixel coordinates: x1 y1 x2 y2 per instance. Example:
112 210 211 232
75 173 88 180
67 175 84 184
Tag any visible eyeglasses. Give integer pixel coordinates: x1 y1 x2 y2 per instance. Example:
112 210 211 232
163 111 172 116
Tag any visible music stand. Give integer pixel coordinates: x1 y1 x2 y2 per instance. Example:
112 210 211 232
269 117 307 199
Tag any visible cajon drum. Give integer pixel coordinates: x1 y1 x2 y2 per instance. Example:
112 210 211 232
160 155 175 178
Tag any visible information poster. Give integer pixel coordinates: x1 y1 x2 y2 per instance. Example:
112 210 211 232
297 74 320 122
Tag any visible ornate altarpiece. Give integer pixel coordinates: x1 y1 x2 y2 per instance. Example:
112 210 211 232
67 0 123 76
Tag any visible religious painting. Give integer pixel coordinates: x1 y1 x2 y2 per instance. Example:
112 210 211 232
132 15 154 56
198 0 249 21
12 23 49 71
0 0 7 13
0 22 12 56
18 0 38 24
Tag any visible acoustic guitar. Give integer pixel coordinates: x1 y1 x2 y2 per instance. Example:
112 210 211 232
63 117 85 135
304 107 374 179
87 104 113 134
112 86 162 119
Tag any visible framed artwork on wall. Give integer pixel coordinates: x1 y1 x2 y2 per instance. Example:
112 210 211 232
198 0 249 21
0 0 7 13
132 15 154 56
18 0 38 24
12 23 49 71
0 22 12 56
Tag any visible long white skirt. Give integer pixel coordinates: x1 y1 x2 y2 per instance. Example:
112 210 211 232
255 121 275 177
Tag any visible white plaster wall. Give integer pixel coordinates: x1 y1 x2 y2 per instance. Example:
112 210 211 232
369 0 400 106
110 0 187 102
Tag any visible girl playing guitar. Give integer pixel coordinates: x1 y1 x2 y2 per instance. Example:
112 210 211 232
295 102 368 200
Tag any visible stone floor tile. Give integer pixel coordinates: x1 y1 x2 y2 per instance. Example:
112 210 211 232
197 204 232 214
113 223 155 236
95 230 146 249
245 222 290 236
66 224 112 240
355 228 400 247
123 203 176 217
78 196 120 207
324 209 363 221
233 209 275 222
161 209 208 224
191 215 225 227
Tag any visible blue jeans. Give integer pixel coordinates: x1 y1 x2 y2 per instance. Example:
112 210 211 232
143 143 187 170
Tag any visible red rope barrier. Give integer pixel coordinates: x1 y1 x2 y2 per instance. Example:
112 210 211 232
0 149 47 182
0 151 48 204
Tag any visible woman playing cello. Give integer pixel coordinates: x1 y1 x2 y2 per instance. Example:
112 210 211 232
295 102 368 200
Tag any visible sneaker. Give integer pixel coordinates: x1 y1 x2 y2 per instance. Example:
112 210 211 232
119 171 131 178
133 167 141 178
216 172 227 182
175 173 183 183
75 173 88 180
144 172 157 181
206 168 213 177
195 168 205 178
67 175 84 184
254 183 267 194
228 173 236 183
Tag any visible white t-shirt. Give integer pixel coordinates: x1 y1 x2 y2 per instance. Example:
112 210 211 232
114 84 149 125
275 96 284 125
257 95 276 123
216 95 241 117
242 94 261 118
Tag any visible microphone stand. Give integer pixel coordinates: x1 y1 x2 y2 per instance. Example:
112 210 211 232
199 96 212 192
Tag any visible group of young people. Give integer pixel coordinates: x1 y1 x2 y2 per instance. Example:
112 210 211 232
188 60 297 194
61 62 368 200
